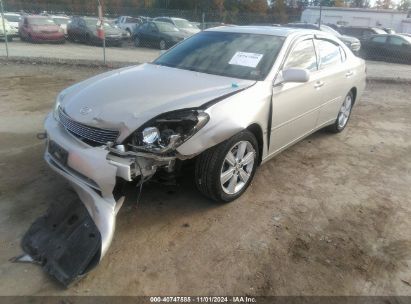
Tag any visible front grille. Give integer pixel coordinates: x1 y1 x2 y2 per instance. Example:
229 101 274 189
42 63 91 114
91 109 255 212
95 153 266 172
58 106 119 145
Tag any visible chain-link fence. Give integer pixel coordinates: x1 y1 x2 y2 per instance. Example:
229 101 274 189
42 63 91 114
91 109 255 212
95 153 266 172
1 0 410 66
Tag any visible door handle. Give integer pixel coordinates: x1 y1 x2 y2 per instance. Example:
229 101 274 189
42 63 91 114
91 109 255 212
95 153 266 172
314 81 325 89
345 71 354 77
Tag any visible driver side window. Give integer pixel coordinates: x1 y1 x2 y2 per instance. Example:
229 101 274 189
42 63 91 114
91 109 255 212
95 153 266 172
284 39 318 72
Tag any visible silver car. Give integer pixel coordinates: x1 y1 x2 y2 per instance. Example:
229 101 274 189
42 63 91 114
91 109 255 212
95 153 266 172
42 26 366 275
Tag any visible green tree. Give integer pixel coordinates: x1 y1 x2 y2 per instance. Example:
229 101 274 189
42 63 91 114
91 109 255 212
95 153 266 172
398 0 411 10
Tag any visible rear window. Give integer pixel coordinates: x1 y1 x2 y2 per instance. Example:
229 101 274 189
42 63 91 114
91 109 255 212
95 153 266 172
371 36 387 43
316 39 342 69
28 18 56 26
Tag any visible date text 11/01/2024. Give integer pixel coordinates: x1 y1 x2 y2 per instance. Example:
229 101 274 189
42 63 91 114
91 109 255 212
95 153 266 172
149 296 257 303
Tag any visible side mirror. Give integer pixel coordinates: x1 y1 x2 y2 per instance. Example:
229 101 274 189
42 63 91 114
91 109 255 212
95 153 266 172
274 68 310 86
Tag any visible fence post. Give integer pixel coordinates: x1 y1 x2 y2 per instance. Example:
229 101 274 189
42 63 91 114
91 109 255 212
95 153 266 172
97 0 106 65
202 12 205 31
0 0 9 58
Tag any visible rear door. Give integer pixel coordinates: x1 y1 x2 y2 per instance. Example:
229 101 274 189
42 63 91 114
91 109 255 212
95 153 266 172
387 35 411 62
270 37 323 154
368 35 388 59
314 38 351 126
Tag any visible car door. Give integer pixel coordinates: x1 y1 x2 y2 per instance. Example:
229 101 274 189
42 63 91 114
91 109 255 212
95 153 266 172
138 23 150 46
367 35 388 59
314 38 351 126
147 22 160 45
20 17 28 38
270 37 323 154
387 35 410 62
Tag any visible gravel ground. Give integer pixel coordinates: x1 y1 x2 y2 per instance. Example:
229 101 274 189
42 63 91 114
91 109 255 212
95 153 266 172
0 63 410 296
0 39 159 64
1 40 411 83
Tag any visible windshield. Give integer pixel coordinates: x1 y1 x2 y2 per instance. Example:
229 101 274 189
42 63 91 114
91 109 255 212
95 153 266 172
155 21 179 32
401 35 411 44
53 17 69 25
173 18 196 29
28 18 56 26
154 31 285 81
320 25 341 37
4 14 21 22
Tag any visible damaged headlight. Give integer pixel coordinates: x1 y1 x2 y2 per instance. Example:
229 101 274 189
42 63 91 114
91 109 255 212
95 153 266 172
128 109 209 154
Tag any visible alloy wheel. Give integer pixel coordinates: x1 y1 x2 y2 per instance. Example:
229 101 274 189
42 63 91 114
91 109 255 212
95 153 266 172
338 94 352 129
220 141 256 195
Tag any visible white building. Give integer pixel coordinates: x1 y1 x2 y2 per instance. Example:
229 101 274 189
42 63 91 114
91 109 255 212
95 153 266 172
301 7 411 33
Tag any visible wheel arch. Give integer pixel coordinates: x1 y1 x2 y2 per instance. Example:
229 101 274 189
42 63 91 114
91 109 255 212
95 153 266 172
350 87 357 105
246 123 264 165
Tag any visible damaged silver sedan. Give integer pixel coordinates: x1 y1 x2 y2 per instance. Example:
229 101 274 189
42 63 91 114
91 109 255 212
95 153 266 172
18 26 366 285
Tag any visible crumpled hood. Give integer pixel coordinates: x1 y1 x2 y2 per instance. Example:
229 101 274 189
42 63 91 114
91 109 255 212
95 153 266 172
60 63 255 140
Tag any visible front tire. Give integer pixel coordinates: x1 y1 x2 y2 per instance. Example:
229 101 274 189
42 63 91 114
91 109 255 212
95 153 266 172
328 91 354 133
195 130 259 202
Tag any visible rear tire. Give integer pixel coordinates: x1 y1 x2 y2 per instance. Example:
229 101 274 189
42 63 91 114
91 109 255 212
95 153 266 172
328 91 354 133
195 130 259 202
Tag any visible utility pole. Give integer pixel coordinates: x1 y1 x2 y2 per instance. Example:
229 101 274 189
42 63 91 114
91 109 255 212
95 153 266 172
0 0 9 58
97 0 106 65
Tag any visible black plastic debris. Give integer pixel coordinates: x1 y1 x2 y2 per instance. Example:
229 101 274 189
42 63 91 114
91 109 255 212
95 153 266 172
16 199 102 286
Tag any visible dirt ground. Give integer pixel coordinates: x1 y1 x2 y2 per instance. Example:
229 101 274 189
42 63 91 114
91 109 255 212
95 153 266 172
0 62 410 296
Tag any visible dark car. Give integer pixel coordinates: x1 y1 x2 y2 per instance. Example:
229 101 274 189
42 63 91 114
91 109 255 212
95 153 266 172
361 34 411 64
19 15 65 43
67 16 127 46
133 21 190 50
338 26 387 42
286 23 361 54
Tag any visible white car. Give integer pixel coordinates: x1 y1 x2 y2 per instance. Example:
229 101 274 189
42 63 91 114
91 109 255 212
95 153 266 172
51 15 70 36
154 17 200 35
0 17 18 40
3 12 21 36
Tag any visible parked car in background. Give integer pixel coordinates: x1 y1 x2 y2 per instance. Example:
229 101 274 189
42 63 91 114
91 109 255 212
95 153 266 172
382 27 395 34
51 15 70 36
3 12 21 33
67 16 128 46
115 16 144 36
19 15 65 43
133 21 190 49
361 34 411 64
153 17 200 35
339 26 387 42
286 23 361 54
0 17 18 41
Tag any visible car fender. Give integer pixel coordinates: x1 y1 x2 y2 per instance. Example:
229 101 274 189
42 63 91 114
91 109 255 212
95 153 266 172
176 81 272 158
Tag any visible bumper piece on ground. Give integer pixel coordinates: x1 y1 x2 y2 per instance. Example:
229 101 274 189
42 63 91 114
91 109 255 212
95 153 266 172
15 199 102 286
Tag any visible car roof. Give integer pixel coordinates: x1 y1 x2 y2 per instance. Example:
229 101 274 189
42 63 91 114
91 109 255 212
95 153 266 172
4 12 20 16
207 25 318 37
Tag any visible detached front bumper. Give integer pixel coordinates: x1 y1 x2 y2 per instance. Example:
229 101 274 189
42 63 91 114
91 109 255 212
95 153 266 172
17 114 178 285
44 113 124 258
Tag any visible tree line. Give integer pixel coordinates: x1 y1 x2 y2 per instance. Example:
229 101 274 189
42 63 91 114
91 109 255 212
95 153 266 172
4 0 410 22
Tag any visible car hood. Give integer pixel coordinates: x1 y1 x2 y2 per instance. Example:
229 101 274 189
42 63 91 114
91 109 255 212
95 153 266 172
60 63 255 139
340 35 360 44
179 27 200 35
